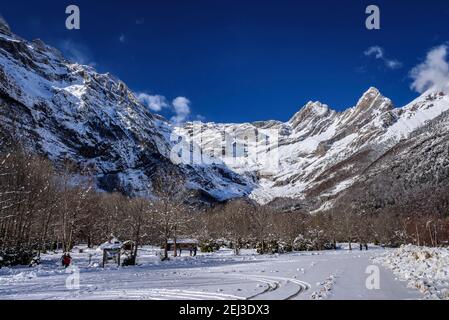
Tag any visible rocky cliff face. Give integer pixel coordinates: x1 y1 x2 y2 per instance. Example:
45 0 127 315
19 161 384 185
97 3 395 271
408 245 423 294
0 20 253 203
1 19 449 209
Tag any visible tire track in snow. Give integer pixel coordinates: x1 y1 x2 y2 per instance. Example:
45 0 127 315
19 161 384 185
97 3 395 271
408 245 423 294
226 274 310 300
86 275 308 300
90 288 247 300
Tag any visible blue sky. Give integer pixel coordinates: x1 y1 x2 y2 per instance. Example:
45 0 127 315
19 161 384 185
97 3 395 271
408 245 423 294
1 0 449 123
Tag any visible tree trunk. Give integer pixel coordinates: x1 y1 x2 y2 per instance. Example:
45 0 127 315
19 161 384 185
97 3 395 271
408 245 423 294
163 239 169 260
428 225 435 247
173 237 178 257
234 239 241 255
415 223 420 246
434 225 438 247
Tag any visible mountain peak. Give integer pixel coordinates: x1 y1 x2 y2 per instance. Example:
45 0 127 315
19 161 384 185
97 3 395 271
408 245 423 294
288 101 333 129
303 101 329 114
363 86 381 96
357 87 382 104
354 87 393 113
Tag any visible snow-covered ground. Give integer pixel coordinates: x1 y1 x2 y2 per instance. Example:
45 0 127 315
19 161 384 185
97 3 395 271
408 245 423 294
373 245 449 300
0 245 423 300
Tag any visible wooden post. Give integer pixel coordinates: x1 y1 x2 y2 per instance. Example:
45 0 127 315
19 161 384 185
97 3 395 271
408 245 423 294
102 250 106 268
173 238 178 257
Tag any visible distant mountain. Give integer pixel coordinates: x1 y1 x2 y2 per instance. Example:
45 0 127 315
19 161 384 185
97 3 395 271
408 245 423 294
189 87 449 210
1 19 448 210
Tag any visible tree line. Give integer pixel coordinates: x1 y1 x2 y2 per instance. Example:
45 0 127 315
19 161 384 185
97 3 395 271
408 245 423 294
1 145 448 266
0 143 195 266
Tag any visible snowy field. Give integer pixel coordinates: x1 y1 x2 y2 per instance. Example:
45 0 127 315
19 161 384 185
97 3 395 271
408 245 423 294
0 245 426 300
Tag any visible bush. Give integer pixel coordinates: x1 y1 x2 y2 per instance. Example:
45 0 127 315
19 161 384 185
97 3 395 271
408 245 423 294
293 232 334 251
256 240 295 255
0 248 35 267
279 242 293 253
122 254 136 266
200 240 219 253
29 256 41 267
256 240 279 254
293 235 313 251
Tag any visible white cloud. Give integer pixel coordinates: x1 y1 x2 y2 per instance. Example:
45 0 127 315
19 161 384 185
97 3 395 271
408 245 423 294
137 93 169 112
410 45 449 94
119 34 126 43
59 39 96 67
385 59 402 69
137 93 193 124
171 97 191 124
365 46 384 59
364 46 402 70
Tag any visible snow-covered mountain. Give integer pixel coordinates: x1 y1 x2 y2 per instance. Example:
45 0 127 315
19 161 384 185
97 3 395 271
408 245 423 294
184 87 449 208
1 19 448 209
0 18 253 203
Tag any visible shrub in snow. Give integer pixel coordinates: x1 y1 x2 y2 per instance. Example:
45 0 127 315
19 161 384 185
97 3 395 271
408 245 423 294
122 254 136 266
278 242 293 253
29 256 41 267
293 235 313 251
0 248 35 267
293 231 334 251
255 240 293 254
199 240 220 253
256 240 279 254
383 230 409 248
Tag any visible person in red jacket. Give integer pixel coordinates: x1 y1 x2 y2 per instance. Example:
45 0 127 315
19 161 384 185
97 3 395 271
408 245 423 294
61 253 72 268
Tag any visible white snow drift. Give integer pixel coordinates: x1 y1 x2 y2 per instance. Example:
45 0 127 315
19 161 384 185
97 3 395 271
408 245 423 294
374 245 449 300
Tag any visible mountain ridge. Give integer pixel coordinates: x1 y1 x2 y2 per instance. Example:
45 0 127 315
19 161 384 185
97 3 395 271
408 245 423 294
1 19 449 212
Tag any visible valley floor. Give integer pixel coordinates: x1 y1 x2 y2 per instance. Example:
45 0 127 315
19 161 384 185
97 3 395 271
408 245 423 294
0 245 425 300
